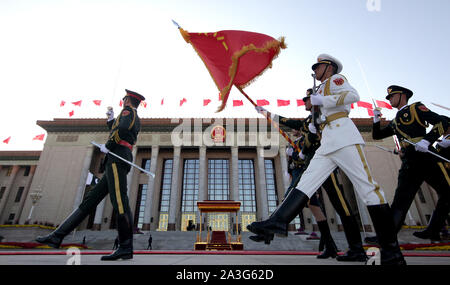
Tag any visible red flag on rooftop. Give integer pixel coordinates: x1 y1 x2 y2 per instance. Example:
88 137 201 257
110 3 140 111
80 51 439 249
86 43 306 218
69 110 74 117
93 100 102 106
72 100 82 107
60 100 66 107
177 28 286 112
375 100 392 109
3 136 11 144
203 99 211 106
233 100 243 107
161 98 164 105
357 101 373 109
33 134 45 141
256 99 270 106
180 98 187 106
277 99 290 107
297 100 305 107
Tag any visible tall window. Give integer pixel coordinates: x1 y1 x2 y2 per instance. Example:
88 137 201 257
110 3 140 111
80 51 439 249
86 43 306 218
181 159 199 231
14 187 24 203
207 159 230 231
141 159 151 173
134 184 148 229
23 166 31 177
158 159 173 231
239 159 257 230
208 159 230 200
264 159 279 215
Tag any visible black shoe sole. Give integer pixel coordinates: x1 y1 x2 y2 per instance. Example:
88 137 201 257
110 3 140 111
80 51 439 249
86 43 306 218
317 254 338 259
336 256 368 262
249 234 274 244
35 238 60 249
247 224 287 237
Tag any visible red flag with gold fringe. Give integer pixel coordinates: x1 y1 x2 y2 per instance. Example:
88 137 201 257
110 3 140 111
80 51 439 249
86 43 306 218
177 28 286 112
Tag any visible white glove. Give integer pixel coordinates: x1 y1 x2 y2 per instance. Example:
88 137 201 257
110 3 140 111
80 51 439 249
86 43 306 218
310 94 324 106
437 135 450 148
286 147 294 157
308 123 317 134
99 144 110 154
299 151 306 160
415 139 430 152
106 107 114 122
255 106 267 114
373 109 382 123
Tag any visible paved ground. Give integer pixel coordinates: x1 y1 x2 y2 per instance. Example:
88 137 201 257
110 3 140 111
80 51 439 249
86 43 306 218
1 250 449 265
2 227 449 251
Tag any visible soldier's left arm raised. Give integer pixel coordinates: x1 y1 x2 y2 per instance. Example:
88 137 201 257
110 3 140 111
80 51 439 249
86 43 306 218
321 75 360 108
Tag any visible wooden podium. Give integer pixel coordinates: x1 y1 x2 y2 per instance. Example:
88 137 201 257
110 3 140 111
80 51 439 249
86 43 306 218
194 200 244 251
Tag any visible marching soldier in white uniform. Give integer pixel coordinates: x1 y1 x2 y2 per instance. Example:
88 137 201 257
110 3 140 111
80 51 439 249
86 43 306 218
247 54 406 265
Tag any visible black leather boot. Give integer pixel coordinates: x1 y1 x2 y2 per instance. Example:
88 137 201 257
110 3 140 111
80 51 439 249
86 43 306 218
248 210 277 244
336 215 367 262
101 212 134 261
35 208 87 248
249 233 274 244
101 239 133 261
367 204 406 265
413 201 450 241
247 189 309 237
316 220 338 259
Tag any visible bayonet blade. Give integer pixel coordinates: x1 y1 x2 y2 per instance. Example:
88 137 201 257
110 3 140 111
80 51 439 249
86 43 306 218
375 145 397 155
172 19 181 29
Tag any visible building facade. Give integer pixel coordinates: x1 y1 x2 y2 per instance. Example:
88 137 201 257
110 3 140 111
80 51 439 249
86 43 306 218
0 117 440 233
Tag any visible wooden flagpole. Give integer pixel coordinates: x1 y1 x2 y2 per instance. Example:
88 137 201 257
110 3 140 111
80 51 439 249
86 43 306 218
236 86 302 153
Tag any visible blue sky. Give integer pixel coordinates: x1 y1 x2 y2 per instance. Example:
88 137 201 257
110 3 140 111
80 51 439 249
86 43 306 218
0 0 449 150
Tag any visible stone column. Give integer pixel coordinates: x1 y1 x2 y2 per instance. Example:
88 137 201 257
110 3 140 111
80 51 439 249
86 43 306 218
167 146 181 231
335 212 344 231
256 147 269 220
278 146 290 191
231 146 240 229
16 165 37 222
197 146 207 231
126 148 138 195
355 196 372 233
198 146 207 202
0 165 20 221
92 198 106 230
72 146 94 211
142 145 159 230
230 147 240 201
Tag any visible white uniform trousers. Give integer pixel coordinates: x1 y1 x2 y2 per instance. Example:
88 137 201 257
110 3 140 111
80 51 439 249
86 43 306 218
295 144 386 206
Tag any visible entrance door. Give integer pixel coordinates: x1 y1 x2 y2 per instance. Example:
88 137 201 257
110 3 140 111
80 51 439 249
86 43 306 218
207 213 229 231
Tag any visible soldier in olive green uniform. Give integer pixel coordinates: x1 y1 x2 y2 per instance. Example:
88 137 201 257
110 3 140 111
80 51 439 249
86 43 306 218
370 85 449 242
36 89 145 261
413 132 450 240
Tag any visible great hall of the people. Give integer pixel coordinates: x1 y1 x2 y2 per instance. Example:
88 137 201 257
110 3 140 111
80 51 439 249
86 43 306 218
0 117 438 233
